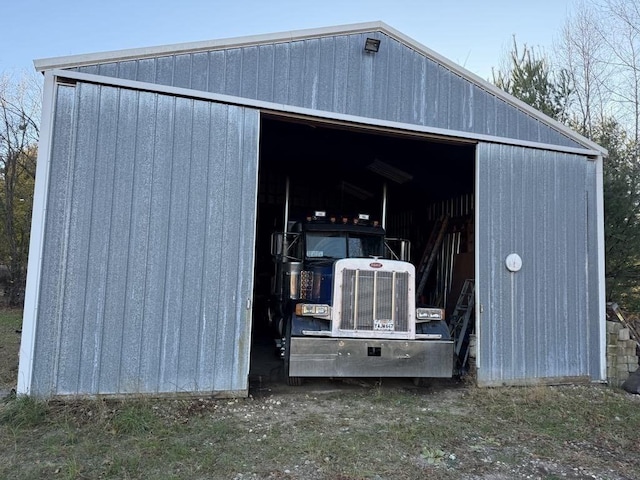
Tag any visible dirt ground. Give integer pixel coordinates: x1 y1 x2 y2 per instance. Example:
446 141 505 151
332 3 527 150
2 315 640 479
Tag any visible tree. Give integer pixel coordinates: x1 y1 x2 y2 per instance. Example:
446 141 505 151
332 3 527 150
493 26 640 310
593 120 640 306
554 0 640 310
492 36 572 123
0 72 40 306
555 1 609 138
598 0 640 143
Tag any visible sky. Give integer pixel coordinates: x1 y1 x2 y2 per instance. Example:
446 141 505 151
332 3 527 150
1 0 576 82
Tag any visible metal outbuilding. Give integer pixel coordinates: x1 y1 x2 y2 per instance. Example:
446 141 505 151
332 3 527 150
18 21 607 397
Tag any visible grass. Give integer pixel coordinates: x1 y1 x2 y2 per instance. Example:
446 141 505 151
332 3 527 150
0 308 22 392
1 384 638 479
1 306 639 479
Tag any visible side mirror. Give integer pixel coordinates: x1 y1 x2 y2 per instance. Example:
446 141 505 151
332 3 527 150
271 232 284 256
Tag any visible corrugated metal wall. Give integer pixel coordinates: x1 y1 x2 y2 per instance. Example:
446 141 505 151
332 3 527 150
477 143 600 385
74 32 582 150
30 81 259 396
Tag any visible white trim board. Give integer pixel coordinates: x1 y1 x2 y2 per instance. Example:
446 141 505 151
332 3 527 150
17 71 58 395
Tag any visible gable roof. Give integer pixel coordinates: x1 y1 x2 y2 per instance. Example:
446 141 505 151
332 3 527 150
33 21 605 155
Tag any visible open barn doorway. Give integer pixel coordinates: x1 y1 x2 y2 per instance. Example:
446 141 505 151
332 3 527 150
250 114 477 384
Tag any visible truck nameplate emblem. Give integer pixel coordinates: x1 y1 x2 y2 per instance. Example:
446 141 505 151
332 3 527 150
370 262 383 268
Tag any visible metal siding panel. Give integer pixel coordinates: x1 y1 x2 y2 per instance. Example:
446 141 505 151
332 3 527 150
360 44 375 119
506 104 519 139
511 147 528 378
485 92 498 137
136 58 156 83
399 47 414 124
477 144 595 385
213 106 245 390
56 82 100 395
208 50 226 94
257 44 275 103
121 90 156 393
448 72 464 131
371 35 389 120
241 46 259 100
199 104 229 389
332 36 349 114
287 41 305 105
288 40 305 107
155 56 174 85
317 37 336 111
99 88 139 394
477 142 495 380
585 161 601 378
117 61 138 80
191 52 210 92
549 130 579 149
198 104 259 392
63 31 590 150
538 119 552 144
225 48 242 97
32 81 259 397
32 85 77 396
232 108 260 390
179 99 210 391
436 65 451 130
471 87 487 134
495 100 510 139
136 93 174 393
385 38 403 122
79 65 100 75
520 114 540 143
520 150 539 377
414 57 427 126
157 97 192 392
303 38 321 110
77 85 119 394
425 58 439 127
462 80 473 131
173 54 192 89
345 35 362 116
273 43 290 105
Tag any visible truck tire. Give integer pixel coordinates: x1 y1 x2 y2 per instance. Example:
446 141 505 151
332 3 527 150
284 315 303 386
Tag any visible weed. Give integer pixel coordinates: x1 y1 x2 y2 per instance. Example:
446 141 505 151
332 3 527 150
110 402 157 435
0 308 22 391
0 395 48 427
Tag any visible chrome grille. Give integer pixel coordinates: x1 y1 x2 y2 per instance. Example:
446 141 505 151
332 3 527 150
340 269 410 332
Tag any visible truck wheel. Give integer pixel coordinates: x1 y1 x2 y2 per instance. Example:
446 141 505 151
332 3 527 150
284 315 303 386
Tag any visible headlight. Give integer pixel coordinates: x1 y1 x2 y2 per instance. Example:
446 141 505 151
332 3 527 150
416 307 444 322
295 303 331 318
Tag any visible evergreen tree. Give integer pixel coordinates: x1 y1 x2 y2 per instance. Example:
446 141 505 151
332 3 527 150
593 121 640 307
493 37 572 123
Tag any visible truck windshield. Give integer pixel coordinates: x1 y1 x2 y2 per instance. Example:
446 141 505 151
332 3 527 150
305 232 383 259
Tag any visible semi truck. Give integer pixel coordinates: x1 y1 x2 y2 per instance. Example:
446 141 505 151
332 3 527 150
267 182 454 385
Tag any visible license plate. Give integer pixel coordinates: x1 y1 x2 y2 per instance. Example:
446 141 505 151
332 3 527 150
374 319 394 331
